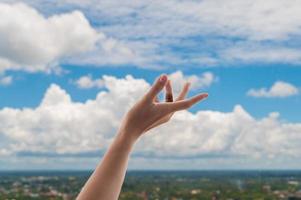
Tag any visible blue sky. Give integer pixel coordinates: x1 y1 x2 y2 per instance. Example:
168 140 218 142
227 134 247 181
1 65 300 121
0 0 301 170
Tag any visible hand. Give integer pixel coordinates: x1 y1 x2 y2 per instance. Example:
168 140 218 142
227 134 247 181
118 74 208 143
144 79 190 132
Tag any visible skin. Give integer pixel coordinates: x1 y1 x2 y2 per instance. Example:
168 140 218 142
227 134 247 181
76 74 208 200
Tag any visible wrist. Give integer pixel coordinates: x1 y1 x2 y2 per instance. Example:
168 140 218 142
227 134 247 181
117 125 142 143
114 129 139 150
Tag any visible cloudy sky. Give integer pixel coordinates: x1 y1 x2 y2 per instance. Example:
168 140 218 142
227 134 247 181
0 0 301 170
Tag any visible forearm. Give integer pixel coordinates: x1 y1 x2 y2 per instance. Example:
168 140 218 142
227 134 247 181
77 130 136 200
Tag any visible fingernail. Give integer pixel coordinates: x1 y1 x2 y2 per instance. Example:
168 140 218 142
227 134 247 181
159 74 167 83
204 93 209 98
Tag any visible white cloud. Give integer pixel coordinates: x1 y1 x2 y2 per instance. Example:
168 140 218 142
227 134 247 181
222 46 301 64
247 81 299 98
0 75 148 155
58 0 301 65
0 2 99 72
0 148 11 156
0 75 301 163
74 74 104 89
54 0 301 41
74 71 216 90
66 36 138 67
139 106 301 159
168 71 216 94
3 0 301 69
0 2 121 73
0 75 12 86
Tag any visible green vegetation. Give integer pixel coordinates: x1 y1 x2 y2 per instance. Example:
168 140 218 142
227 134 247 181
1 171 301 199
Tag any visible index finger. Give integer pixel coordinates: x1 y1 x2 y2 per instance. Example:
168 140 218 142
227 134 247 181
145 74 168 100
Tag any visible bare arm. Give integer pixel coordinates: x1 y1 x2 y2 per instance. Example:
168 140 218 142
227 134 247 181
76 74 208 200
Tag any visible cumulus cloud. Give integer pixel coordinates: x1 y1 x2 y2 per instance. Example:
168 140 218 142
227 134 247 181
74 74 105 89
0 2 136 73
247 81 299 98
168 71 216 94
0 75 148 155
74 71 216 90
139 106 301 159
0 2 100 73
0 75 301 161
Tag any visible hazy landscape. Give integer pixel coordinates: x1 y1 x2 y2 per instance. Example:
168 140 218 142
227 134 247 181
1 170 301 200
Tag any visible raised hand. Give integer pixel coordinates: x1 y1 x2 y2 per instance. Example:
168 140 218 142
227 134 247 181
77 74 208 200
118 74 208 142
144 80 190 132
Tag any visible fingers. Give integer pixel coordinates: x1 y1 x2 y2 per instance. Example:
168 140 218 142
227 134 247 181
160 93 208 113
145 74 168 100
165 80 173 102
176 82 190 101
